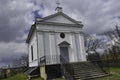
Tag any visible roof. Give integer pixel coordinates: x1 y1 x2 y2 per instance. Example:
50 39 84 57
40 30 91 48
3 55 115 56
36 12 81 24
26 12 83 43
26 24 36 43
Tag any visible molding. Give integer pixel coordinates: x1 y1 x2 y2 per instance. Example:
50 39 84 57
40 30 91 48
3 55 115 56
50 31 55 35
37 30 69 33
29 59 38 63
36 22 83 28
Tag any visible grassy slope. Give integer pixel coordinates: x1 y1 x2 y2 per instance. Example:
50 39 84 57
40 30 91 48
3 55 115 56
2 68 120 80
2 73 43 80
2 73 27 80
94 67 120 80
2 73 63 80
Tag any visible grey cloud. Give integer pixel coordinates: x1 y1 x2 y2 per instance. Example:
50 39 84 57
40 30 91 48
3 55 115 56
36 0 120 34
1 0 120 67
0 0 39 67
0 0 35 42
0 52 25 67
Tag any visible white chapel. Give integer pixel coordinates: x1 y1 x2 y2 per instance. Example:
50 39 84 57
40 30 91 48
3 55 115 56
26 3 108 80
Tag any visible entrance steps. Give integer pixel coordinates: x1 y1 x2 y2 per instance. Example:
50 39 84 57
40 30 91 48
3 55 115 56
63 61 109 80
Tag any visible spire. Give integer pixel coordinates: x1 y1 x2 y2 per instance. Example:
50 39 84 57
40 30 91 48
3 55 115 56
55 0 62 12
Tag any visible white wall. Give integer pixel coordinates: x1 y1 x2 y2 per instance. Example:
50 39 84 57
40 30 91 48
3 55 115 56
79 33 87 61
37 28 87 65
28 30 38 67
28 14 86 67
37 32 44 58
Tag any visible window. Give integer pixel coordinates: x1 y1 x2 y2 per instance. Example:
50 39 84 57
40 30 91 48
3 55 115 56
31 46 33 60
60 33 65 38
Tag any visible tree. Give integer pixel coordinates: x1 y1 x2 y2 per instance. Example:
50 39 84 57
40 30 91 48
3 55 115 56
104 25 120 60
12 54 28 68
85 34 104 61
105 25 120 44
85 34 103 54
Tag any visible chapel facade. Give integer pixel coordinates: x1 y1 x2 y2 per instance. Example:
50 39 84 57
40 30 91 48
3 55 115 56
26 4 108 80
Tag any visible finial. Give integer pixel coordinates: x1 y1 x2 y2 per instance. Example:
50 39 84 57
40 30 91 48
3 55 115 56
55 0 62 12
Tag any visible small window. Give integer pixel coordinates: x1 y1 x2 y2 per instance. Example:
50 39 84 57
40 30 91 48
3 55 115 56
31 46 33 60
60 33 65 38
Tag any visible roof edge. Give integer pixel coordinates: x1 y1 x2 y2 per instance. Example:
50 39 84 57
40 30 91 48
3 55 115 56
36 12 82 25
26 24 36 43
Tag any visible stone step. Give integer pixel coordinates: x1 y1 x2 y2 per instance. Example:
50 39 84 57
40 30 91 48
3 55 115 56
73 66 97 69
75 74 109 80
73 65 99 68
74 68 103 71
67 62 108 80
74 72 106 77
74 70 104 75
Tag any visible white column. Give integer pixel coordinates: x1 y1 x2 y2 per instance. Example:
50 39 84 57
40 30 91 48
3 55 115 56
55 33 60 63
43 32 51 65
38 32 44 58
80 33 86 61
49 32 57 64
71 33 78 62
75 33 82 61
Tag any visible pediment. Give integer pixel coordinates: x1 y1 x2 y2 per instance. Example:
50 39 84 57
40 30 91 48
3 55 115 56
58 41 70 47
45 15 75 24
36 12 81 24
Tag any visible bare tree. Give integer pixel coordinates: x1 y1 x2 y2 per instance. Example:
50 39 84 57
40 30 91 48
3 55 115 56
84 34 105 61
105 25 120 44
12 54 28 68
85 34 103 54
104 25 120 60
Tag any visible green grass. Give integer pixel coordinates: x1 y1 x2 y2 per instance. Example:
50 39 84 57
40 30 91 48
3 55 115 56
94 67 120 80
31 77 44 80
1 73 64 80
2 73 27 80
2 67 120 80
2 73 43 80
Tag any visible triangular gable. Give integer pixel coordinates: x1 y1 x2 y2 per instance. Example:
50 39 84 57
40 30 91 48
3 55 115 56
58 41 70 47
36 12 81 24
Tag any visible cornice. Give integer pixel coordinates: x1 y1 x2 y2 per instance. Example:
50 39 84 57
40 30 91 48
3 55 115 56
36 21 83 28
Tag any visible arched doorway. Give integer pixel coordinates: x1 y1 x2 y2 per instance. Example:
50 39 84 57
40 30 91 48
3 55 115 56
59 41 70 63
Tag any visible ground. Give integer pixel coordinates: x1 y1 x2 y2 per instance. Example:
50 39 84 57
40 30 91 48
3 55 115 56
1 73 64 80
1 67 120 80
93 67 120 80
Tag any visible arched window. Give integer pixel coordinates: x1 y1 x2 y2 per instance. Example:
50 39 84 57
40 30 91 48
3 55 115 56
31 46 33 60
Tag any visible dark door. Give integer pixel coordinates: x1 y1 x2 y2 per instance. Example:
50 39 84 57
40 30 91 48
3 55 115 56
60 47 69 62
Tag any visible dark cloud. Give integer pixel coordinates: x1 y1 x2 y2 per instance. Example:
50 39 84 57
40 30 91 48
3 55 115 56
0 0 35 42
0 52 26 67
37 0 120 34
1 0 120 67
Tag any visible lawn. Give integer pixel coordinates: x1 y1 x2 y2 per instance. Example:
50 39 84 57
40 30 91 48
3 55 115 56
2 73 43 80
1 73 63 80
2 67 120 80
94 67 120 80
2 73 27 80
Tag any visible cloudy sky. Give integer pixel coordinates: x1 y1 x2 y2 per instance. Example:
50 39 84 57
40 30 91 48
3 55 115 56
0 0 120 67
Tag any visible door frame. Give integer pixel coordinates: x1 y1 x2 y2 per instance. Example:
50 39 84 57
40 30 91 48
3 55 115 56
58 41 70 63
